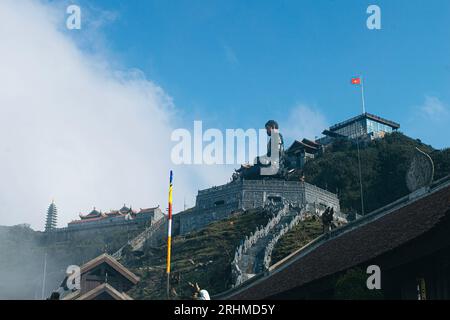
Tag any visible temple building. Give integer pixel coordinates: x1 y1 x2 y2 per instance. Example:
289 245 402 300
317 112 400 145
67 204 163 230
285 138 322 170
61 253 139 300
45 204 164 242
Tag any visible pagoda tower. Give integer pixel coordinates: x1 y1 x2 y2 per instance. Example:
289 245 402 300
45 200 58 232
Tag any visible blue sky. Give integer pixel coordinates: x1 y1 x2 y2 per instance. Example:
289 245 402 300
64 0 450 148
0 0 449 228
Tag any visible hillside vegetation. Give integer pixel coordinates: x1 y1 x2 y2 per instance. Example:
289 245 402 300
125 209 270 299
270 217 323 266
303 132 450 214
125 209 333 299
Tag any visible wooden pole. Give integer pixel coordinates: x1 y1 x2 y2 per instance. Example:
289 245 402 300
166 170 173 299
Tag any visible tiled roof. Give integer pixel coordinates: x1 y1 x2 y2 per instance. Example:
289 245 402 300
63 283 133 300
286 139 319 154
222 180 450 300
59 254 139 300
138 207 159 214
68 216 105 224
70 206 142 224
329 112 400 132
119 204 131 213
79 253 140 285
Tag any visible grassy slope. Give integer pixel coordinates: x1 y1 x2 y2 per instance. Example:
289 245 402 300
270 217 323 266
126 209 270 300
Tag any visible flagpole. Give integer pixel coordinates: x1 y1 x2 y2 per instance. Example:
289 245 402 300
166 170 173 300
360 75 366 114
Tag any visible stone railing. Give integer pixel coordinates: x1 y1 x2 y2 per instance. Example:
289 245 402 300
129 217 166 251
112 217 166 260
262 208 307 270
231 201 289 287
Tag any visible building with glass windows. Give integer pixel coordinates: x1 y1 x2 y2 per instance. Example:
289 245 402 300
317 112 400 144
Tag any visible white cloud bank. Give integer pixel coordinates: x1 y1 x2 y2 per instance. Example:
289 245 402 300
283 104 329 144
418 96 449 121
403 95 450 149
0 0 231 230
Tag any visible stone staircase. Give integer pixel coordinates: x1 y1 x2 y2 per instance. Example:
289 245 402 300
236 206 304 277
112 217 166 260
232 202 329 287
231 202 288 286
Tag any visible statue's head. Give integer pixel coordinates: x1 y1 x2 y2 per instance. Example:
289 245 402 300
265 120 279 136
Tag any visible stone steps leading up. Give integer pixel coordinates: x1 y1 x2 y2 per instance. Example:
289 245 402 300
112 217 166 260
237 208 302 275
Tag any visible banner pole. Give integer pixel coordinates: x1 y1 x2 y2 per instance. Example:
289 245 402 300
166 170 173 299
361 75 366 114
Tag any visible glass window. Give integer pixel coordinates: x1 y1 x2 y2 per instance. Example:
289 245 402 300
366 119 393 135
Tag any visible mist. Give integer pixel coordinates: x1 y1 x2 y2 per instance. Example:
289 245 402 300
0 0 233 231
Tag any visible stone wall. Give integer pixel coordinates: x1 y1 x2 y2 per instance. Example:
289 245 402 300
178 179 340 235
49 221 145 242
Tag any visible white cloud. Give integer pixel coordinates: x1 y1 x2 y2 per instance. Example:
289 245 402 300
418 96 449 121
404 95 450 149
0 0 228 230
283 104 328 144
